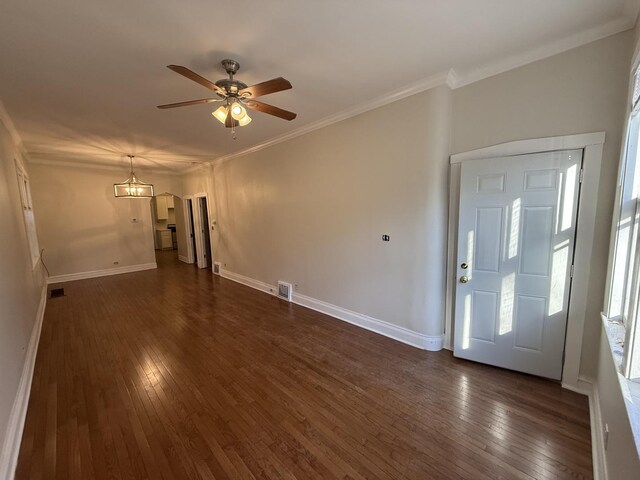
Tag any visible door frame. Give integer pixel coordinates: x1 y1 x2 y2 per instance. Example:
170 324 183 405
182 195 196 264
446 132 605 390
192 192 214 269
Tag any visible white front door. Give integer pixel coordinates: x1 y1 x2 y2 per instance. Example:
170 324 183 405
453 150 582 379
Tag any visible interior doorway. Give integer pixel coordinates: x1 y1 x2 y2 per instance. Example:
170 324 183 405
185 198 197 264
150 193 186 260
186 193 213 270
452 150 581 380
197 196 212 269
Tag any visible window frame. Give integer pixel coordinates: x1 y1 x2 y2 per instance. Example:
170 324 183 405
604 64 640 380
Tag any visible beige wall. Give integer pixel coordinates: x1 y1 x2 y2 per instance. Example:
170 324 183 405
183 86 452 337
453 31 633 377
179 31 640 476
29 162 182 277
0 120 46 466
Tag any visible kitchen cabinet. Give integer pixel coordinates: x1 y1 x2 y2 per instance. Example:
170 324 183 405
156 229 173 250
155 196 169 220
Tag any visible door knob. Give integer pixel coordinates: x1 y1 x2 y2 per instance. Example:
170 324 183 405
459 275 469 284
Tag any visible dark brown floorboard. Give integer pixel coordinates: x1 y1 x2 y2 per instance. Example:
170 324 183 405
15 250 592 479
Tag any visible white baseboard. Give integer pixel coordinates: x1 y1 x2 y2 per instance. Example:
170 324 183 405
47 262 157 284
293 292 444 351
178 255 190 264
220 268 444 351
562 376 606 480
586 377 607 480
0 283 47 480
220 269 276 296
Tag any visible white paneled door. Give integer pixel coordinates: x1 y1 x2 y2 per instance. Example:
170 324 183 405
453 150 582 379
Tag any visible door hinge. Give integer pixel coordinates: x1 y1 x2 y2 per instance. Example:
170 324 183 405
579 169 584 184
570 265 575 278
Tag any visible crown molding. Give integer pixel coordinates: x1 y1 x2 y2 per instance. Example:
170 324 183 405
451 15 636 88
201 14 636 169
209 69 453 167
28 156 180 175
0 100 30 161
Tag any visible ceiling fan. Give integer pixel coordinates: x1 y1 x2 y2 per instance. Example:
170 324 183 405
157 59 297 130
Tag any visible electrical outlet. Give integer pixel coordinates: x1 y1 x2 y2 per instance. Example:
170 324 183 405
294 283 299 291
113 261 119 265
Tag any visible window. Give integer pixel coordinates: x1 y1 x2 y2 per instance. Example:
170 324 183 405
15 159 40 268
606 66 640 380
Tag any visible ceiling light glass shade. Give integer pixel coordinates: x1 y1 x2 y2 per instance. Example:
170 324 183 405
212 106 228 124
114 156 154 198
237 112 252 126
230 103 246 120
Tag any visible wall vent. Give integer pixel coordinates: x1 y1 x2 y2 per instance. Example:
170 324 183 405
50 288 65 298
213 262 221 275
277 281 292 302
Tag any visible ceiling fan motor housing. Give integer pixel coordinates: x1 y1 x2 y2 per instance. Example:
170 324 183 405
215 78 248 95
216 59 247 95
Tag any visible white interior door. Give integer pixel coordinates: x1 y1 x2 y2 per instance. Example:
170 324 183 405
453 150 582 379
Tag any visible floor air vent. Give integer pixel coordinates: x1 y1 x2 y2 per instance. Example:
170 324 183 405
213 262 221 275
277 281 292 302
50 288 65 298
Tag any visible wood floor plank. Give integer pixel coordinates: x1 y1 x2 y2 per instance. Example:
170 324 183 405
15 251 593 479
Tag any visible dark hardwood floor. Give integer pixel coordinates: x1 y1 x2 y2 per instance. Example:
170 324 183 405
15 251 592 479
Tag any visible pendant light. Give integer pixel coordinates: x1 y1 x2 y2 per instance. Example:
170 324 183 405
113 155 154 198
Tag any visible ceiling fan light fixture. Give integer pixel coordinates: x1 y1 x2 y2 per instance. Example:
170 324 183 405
212 105 228 124
230 102 246 120
238 112 252 126
160 60 296 134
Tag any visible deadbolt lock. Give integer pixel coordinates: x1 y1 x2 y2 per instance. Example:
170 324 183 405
459 275 469 284
461 262 468 270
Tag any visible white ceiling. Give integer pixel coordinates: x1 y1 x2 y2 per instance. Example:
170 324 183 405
0 0 638 172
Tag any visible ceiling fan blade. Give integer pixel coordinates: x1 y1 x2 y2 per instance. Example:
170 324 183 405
239 77 292 98
157 98 219 109
167 65 226 96
225 110 239 128
245 100 297 121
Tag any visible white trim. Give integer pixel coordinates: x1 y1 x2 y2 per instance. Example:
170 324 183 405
0 100 28 160
450 132 605 164
220 268 444 351
12 14 633 176
47 262 157 284
561 376 607 480
446 132 606 390
293 292 444 351
0 283 47 480
220 269 276 296
211 71 453 167
452 16 635 89
178 254 190 264
192 193 213 269
182 196 196 264
29 157 179 175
